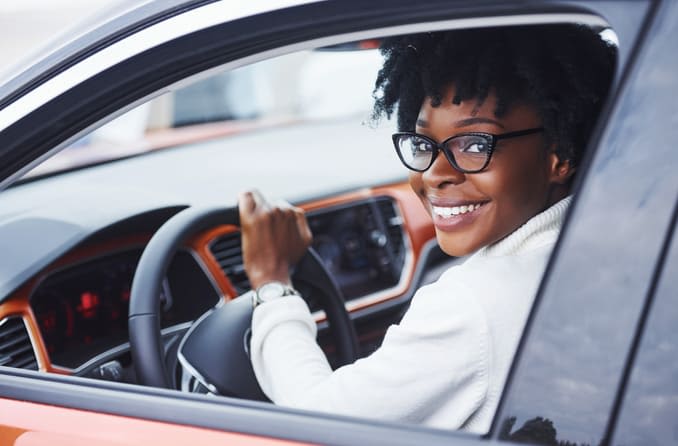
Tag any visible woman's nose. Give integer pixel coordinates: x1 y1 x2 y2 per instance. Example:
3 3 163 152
422 151 466 188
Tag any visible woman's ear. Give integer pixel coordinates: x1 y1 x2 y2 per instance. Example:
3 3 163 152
547 152 576 185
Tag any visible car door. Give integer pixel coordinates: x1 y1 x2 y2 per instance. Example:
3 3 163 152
494 1 678 444
0 0 670 445
609 204 678 446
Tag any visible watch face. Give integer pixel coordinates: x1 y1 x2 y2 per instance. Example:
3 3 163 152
258 282 286 303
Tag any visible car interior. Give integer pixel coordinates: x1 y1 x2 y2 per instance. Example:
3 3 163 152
0 45 451 384
0 9 626 441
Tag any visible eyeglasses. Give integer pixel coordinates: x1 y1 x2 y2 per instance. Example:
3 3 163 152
392 127 544 173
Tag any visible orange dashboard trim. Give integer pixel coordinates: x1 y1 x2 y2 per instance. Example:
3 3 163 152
1 181 435 375
0 292 48 370
188 182 436 315
186 224 240 299
0 398 313 446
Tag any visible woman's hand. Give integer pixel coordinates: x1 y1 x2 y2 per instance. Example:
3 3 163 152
238 190 313 289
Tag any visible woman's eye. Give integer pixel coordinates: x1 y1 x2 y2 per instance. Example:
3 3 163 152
411 141 432 155
461 142 488 153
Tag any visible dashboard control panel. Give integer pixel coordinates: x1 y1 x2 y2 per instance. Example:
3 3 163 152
31 250 218 369
209 196 408 312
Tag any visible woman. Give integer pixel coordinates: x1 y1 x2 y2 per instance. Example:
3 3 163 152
239 24 615 433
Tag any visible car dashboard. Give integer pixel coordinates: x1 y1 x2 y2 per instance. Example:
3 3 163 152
0 183 439 381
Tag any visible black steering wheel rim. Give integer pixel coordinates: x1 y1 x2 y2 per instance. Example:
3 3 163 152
129 205 358 389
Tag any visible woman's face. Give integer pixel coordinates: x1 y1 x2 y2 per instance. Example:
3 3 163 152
409 86 572 256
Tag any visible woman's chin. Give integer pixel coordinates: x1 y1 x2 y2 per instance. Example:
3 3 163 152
435 232 482 257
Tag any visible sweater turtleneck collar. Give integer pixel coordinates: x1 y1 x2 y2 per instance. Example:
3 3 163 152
472 196 572 258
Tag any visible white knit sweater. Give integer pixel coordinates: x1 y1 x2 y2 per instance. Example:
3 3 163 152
250 197 571 433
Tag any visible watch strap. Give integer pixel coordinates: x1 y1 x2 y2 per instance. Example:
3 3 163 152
253 281 300 306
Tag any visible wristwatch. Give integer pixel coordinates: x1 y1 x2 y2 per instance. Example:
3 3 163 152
253 281 299 307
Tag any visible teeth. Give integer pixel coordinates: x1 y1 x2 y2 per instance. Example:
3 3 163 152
432 203 482 218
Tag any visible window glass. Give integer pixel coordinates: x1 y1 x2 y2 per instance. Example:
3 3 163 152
612 217 678 445
21 48 401 193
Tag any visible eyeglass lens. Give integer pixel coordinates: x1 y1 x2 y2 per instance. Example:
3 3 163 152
395 134 491 172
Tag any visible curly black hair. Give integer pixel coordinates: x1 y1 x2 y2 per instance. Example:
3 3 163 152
372 24 616 166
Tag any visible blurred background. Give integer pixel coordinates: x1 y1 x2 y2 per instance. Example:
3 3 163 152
0 0 392 180
0 0 119 80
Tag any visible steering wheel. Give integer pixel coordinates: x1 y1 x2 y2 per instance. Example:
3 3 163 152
128 205 359 397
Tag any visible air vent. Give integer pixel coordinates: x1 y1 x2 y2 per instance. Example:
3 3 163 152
376 197 406 264
209 231 250 293
0 317 38 370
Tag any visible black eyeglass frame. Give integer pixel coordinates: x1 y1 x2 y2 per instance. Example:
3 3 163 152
392 127 544 174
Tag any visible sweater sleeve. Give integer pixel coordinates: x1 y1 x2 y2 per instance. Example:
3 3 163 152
249 281 490 430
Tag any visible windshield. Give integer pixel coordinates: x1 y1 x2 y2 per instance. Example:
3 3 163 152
21 47 398 184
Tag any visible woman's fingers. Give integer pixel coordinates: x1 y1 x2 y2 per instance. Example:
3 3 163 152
250 189 271 212
239 189 270 218
238 190 312 289
295 206 313 246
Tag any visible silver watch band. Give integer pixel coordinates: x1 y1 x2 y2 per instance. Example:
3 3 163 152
253 281 299 306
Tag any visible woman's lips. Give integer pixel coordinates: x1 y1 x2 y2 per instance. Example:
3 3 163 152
428 200 488 231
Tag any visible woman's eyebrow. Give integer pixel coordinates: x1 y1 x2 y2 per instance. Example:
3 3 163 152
416 117 506 129
454 117 505 128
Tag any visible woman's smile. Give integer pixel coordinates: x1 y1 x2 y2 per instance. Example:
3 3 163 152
428 199 489 231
